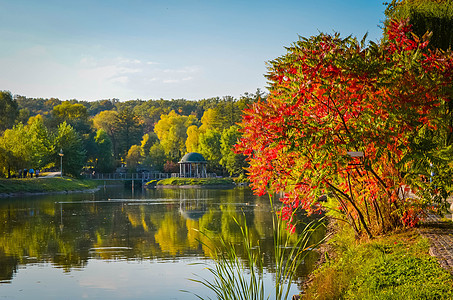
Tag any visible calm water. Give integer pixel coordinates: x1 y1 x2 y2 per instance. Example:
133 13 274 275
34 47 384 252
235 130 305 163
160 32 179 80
0 186 323 299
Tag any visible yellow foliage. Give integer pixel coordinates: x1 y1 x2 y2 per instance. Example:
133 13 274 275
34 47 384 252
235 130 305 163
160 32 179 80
186 125 200 153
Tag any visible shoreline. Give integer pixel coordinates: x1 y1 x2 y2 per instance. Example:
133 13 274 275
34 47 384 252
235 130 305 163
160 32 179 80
0 177 102 199
0 187 101 198
152 177 244 188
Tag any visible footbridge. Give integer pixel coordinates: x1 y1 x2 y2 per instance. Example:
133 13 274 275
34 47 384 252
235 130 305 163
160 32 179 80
85 173 171 182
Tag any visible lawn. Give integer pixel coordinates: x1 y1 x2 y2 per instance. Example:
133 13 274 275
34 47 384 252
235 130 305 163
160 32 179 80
0 177 99 194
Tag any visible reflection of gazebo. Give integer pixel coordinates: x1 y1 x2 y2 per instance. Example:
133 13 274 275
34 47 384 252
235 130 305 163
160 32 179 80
179 200 207 220
178 152 207 178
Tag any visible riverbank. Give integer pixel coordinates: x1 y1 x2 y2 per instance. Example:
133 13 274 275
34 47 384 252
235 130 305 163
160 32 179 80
0 177 99 198
301 220 453 299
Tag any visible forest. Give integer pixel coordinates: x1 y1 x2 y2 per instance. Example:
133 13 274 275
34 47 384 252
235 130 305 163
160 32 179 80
0 89 265 178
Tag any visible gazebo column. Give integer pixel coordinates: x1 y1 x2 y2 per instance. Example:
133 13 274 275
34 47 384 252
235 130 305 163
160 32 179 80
180 163 182 177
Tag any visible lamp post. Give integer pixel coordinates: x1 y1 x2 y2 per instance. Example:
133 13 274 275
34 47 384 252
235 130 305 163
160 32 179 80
59 149 64 178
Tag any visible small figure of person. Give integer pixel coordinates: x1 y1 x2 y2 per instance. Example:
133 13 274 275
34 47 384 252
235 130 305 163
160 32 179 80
18 169 22 178
29 169 34 178
35 169 39 178
24 169 28 178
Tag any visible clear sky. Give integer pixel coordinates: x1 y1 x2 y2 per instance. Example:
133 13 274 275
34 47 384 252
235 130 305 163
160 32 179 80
0 0 387 101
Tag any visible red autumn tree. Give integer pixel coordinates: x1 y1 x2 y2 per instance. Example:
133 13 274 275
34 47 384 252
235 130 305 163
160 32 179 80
236 19 453 237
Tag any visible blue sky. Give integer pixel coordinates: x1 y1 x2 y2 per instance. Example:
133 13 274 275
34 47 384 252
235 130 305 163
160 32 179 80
0 0 387 101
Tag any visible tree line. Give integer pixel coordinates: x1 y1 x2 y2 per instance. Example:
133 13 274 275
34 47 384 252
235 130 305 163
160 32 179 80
0 90 265 178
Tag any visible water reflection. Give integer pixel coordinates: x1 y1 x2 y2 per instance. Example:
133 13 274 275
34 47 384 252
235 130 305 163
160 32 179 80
0 187 325 298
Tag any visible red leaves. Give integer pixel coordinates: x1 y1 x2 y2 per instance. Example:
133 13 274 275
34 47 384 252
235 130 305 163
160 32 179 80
401 208 422 228
236 18 453 235
386 18 419 52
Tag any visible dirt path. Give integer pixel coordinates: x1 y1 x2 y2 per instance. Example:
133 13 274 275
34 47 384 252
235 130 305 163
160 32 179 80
40 172 61 178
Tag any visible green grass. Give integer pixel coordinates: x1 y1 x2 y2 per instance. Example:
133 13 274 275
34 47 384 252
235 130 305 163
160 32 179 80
302 225 453 300
155 177 235 186
0 177 99 194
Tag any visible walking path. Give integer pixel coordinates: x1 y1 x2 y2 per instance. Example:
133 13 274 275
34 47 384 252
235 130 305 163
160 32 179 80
40 172 61 178
418 208 453 274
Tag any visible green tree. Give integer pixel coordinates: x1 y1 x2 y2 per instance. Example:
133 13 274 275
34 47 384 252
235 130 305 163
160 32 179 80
140 133 158 158
133 102 170 133
92 110 119 159
52 101 91 133
126 145 142 170
54 122 86 177
0 124 30 177
17 108 30 125
87 99 116 116
139 133 159 168
115 108 143 161
220 126 247 177
26 115 53 169
53 101 89 120
198 129 222 174
148 143 166 172
0 91 19 132
0 115 55 177
94 129 114 173
211 96 242 130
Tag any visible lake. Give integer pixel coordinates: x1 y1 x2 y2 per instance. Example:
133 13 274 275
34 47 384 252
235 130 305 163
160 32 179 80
0 186 323 299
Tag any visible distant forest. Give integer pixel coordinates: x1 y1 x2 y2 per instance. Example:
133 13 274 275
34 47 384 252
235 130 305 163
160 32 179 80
0 89 266 178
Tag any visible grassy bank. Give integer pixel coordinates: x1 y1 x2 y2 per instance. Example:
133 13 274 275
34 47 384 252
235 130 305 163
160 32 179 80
155 177 235 186
0 177 99 195
302 223 453 299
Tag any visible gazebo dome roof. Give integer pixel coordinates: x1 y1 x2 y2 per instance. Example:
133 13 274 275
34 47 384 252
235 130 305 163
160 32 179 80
179 152 207 163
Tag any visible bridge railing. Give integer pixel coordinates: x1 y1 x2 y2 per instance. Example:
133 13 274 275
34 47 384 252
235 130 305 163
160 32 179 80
171 173 218 178
85 173 171 181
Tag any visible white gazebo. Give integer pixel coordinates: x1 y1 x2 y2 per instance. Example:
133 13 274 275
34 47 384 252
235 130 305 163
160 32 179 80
178 152 207 178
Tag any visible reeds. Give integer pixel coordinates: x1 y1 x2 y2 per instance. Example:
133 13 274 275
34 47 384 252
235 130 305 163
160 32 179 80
186 196 325 300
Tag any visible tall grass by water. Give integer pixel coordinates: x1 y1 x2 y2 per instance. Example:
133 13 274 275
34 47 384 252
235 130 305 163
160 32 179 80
186 197 325 300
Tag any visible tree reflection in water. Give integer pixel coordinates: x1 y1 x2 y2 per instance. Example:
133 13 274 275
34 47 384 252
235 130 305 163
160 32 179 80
0 187 325 294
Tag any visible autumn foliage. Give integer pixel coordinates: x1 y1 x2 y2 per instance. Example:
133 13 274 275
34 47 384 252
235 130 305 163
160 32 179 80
236 19 453 237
